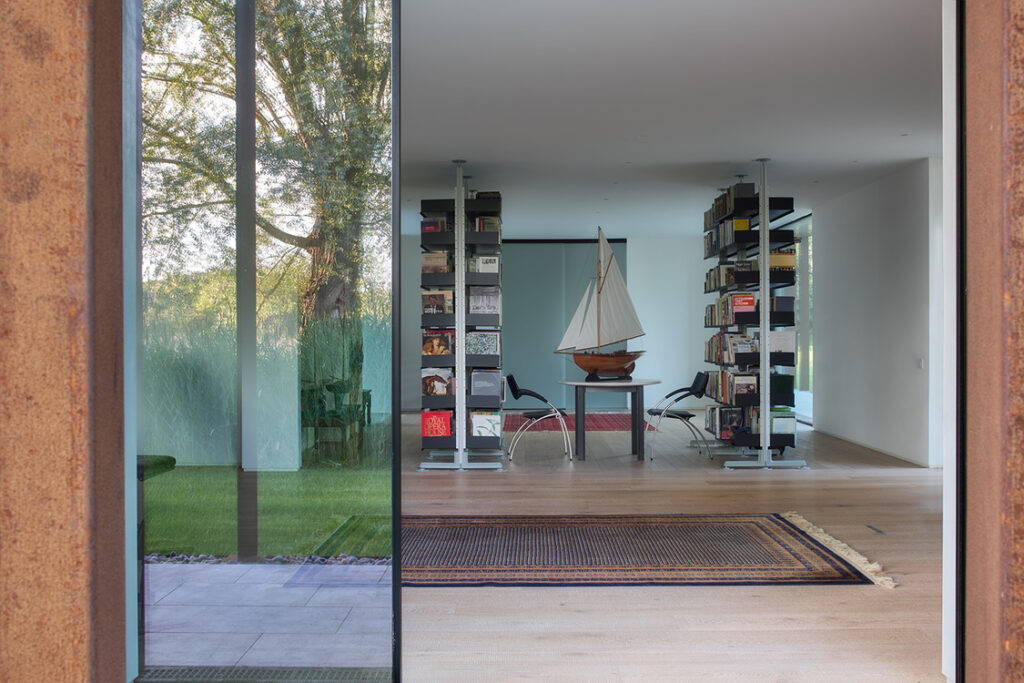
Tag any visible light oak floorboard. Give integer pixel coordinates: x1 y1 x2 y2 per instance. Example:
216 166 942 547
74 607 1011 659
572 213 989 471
400 413 944 681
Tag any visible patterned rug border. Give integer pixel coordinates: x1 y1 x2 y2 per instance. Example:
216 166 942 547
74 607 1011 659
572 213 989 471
400 513 897 589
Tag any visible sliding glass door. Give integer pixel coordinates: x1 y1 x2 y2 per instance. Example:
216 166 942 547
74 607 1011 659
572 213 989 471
137 0 396 677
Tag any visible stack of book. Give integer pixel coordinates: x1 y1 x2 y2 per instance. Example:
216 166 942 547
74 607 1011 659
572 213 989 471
465 330 500 356
469 369 503 398
421 368 454 397
422 289 454 315
468 286 501 316
468 255 500 273
421 217 449 233
705 293 756 326
421 251 449 273
421 410 452 436
422 330 454 356
468 411 502 437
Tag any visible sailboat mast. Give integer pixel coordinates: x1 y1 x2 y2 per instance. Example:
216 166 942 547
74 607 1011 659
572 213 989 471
596 228 602 350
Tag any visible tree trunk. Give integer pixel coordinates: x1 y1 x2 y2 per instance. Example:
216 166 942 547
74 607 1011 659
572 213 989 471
301 206 366 466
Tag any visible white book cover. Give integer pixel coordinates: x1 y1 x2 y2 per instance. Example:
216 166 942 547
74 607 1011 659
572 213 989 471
769 329 797 353
470 412 502 437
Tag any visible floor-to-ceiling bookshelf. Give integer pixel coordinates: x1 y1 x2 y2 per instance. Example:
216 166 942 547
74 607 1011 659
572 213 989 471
700 162 805 468
419 162 504 470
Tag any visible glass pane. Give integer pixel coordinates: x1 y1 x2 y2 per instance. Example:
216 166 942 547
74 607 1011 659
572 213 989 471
254 0 393 669
140 0 241 668
140 0 394 676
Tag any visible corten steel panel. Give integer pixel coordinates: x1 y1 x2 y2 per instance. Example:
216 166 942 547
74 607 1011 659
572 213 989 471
966 0 1024 680
0 0 125 680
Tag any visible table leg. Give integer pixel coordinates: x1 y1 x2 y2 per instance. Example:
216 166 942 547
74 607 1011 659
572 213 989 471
575 385 586 461
632 386 645 461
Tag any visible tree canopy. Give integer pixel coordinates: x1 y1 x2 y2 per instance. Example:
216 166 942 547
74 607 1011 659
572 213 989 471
142 0 392 325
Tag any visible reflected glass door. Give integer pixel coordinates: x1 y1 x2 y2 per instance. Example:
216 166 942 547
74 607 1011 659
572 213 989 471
138 0 395 678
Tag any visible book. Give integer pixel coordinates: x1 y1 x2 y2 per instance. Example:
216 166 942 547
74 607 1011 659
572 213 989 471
469 255 500 273
421 217 448 233
465 330 500 355
719 407 744 440
421 251 449 273
731 294 756 313
470 369 502 396
769 329 796 353
475 216 501 232
421 368 454 396
771 408 797 434
422 330 453 356
771 296 795 312
422 289 454 315
469 286 501 315
469 411 502 437
732 374 758 398
421 410 452 437
768 248 796 270
770 373 795 394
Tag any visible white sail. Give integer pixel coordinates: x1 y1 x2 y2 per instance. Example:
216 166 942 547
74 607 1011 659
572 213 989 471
556 228 645 352
556 280 593 351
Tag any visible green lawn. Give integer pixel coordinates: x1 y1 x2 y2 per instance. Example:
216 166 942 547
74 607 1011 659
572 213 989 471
143 466 392 558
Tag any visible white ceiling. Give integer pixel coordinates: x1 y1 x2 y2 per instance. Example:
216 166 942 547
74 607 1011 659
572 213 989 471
399 0 943 238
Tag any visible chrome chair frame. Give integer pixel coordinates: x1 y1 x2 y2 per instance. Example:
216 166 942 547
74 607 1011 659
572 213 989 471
645 372 713 460
505 375 572 461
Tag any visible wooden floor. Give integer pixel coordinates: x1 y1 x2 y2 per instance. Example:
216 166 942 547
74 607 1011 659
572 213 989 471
400 413 944 681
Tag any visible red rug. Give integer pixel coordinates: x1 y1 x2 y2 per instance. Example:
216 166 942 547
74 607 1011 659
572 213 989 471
503 412 651 432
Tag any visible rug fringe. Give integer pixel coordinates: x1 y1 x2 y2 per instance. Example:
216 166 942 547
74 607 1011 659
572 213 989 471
781 511 897 589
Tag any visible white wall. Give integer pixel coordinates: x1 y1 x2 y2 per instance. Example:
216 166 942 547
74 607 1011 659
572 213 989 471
813 159 936 466
627 236 713 409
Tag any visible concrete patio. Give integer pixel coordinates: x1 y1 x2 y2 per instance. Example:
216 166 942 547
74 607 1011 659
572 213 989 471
144 563 392 669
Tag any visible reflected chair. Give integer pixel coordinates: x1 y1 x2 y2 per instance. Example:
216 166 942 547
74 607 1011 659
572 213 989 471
505 374 572 461
645 372 712 460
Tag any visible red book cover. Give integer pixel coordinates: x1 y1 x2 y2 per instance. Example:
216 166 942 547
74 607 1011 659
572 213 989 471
732 294 756 313
421 411 452 437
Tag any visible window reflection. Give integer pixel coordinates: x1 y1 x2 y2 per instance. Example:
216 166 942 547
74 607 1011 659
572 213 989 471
140 0 393 674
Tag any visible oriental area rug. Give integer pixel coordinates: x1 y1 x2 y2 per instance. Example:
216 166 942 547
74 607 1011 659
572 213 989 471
400 513 896 588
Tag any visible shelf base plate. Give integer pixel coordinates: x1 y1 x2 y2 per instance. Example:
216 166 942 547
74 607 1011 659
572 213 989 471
418 450 505 471
723 458 808 470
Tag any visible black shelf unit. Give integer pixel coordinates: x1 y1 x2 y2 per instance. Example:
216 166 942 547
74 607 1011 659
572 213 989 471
705 270 796 294
704 195 794 230
421 272 455 287
721 392 796 408
705 311 795 329
707 230 795 260
701 182 798 457
421 354 455 368
706 352 796 368
419 189 503 460
421 313 455 328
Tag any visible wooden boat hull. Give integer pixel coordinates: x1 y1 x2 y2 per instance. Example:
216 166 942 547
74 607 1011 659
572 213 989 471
572 350 645 381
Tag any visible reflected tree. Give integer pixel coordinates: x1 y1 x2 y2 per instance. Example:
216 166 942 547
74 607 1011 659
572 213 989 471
142 0 392 463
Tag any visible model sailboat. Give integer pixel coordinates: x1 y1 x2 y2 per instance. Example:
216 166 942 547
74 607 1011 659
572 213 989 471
556 228 645 381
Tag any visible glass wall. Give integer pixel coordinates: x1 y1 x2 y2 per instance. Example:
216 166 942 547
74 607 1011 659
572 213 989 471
138 0 394 677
